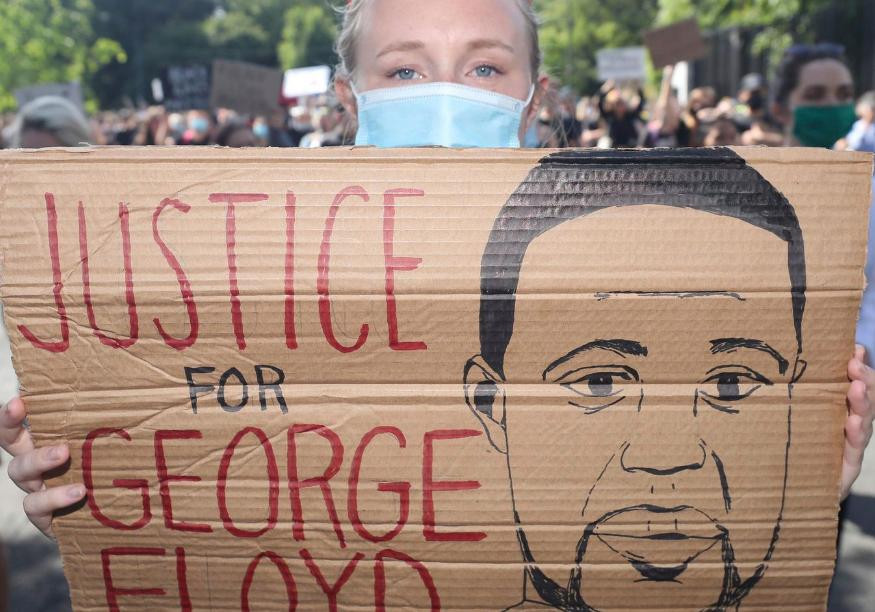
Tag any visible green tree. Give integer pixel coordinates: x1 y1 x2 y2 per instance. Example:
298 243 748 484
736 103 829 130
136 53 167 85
655 0 832 64
204 0 293 66
91 0 216 108
0 0 125 112
277 3 338 70
535 0 660 95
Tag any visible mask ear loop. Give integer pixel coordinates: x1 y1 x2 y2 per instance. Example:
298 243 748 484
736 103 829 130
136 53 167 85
523 83 536 107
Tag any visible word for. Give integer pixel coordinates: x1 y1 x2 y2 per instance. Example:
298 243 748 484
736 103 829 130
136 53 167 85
184 364 288 414
22 188 427 354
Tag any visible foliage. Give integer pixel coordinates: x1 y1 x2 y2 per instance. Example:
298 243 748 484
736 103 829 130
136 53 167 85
90 0 216 108
0 0 125 112
536 0 660 95
655 0 832 67
277 3 339 70
0 0 861 112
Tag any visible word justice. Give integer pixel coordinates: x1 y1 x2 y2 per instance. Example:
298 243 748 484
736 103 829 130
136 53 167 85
87 425 483 611
21 188 427 354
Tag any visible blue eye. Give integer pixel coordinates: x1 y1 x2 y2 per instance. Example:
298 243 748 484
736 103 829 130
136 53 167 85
473 65 497 77
393 68 419 80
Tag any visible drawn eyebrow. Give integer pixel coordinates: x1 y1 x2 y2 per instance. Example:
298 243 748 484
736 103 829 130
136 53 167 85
543 339 648 380
710 338 789 375
377 40 426 58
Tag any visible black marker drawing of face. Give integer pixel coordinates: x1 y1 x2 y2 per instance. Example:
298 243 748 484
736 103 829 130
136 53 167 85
463 149 807 611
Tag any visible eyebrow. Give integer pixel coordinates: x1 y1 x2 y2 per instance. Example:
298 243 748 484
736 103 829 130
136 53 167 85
465 38 515 54
377 40 426 59
710 338 789 375
376 38 514 60
543 339 648 380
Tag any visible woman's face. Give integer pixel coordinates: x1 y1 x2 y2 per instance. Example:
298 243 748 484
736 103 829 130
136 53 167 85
788 58 854 110
779 57 855 146
336 0 542 143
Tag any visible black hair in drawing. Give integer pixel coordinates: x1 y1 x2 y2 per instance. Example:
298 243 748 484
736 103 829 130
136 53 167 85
478 148 806 379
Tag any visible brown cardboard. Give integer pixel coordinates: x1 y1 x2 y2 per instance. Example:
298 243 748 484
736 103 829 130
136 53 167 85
644 18 708 68
0 146 870 611
209 59 283 116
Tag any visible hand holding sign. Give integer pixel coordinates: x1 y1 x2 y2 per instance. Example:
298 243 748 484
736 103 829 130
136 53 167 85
1 397 84 537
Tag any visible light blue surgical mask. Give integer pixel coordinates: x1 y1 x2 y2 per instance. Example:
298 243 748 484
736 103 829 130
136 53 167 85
253 122 270 140
191 117 209 134
353 81 535 148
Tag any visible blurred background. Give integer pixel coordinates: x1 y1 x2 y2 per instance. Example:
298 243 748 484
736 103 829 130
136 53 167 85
0 0 873 610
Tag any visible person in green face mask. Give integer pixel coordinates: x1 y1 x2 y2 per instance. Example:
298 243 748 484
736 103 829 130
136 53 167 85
772 43 857 148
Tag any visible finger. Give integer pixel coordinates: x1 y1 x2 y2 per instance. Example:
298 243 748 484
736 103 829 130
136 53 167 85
22 483 86 538
847 379 870 417
848 354 865 382
841 457 862 501
0 397 35 457
7 444 70 493
855 344 866 363
846 413 872 452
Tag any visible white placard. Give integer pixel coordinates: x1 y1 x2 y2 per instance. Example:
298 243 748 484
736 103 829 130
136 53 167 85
281 65 332 99
596 47 647 82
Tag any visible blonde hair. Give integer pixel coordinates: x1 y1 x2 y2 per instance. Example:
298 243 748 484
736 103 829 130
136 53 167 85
335 0 541 85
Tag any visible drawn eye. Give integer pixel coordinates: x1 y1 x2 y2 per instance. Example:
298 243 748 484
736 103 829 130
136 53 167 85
699 367 772 413
392 68 421 81
555 366 639 414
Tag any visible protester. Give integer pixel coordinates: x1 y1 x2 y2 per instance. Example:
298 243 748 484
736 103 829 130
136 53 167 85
772 43 856 148
646 65 686 147
838 91 875 153
597 79 645 148
212 119 257 147
676 86 716 147
4 96 92 148
180 109 213 145
703 116 740 146
736 73 784 146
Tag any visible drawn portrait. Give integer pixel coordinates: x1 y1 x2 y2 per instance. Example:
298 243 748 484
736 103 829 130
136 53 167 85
463 148 807 611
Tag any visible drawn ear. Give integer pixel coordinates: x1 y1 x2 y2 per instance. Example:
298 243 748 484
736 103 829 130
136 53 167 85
791 358 808 385
463 356 507 454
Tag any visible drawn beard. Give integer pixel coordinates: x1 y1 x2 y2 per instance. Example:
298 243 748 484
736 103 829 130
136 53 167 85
516 512 770 611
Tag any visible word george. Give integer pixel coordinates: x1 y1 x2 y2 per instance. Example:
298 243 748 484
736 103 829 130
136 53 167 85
82 424 486 545
21 188 427 354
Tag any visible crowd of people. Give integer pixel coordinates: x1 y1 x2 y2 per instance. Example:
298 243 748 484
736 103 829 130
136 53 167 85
1 44 874 155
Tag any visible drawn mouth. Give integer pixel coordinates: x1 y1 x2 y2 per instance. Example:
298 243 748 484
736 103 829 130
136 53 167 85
592 507 724 582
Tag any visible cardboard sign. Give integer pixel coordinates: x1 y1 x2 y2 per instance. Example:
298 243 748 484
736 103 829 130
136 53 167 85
209 59 283 116
13 82 83 111
0 147 870 611
596 47 647 82
281 65 332 103
162 65 211 112
644 18 708 68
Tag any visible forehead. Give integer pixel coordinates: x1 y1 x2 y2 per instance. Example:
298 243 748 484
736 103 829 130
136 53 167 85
360 0 529 52
797 58 853 88
517 205 792 294
505 207 798 377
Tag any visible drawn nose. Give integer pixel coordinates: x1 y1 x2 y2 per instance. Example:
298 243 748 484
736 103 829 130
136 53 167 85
620 438 707 475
